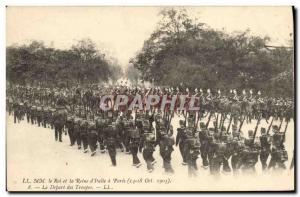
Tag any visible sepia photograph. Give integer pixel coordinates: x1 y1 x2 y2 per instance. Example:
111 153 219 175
6 6 295 192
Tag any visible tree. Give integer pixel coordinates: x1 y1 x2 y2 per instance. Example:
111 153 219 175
6 39 122 87
131 8 294 97
125 63 141 85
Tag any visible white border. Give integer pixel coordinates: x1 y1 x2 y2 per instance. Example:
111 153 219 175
0 1 298 196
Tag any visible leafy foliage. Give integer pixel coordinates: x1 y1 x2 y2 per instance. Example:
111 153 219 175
7 39 122 87
131 8 294 97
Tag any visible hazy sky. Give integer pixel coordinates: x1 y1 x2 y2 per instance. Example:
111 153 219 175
7 6 293 68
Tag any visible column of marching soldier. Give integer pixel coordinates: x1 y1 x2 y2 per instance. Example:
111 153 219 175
7 84 294 176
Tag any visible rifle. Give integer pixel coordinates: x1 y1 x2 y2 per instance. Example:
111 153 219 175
278 118 284 131
226 115 233 134
184 110 187 127
252 118 261 143
166 115 173 134
238 116 246 133
219 114 223 129
215 114 219 133
205 112 212 129
281 120 289 145
195 110 201 129
266 117 274 135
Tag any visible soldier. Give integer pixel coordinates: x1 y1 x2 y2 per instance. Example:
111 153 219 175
73 116 82 149
36 105 43 127
49 107 56 129
80 116 89 153
95 115 106 153
159 130 175 174
198 122 209 168
105 123 118 166
239 130 260 174
230 124 244 175
24 100 31 123
116 115 125 152
220 131 232 173
52 105 67 142
186 130 201 177
209 131 228 176
140 131 156 172
30 104 37 125
66 113 75 146
13 100 19 124
259 127 271 171
176 120 188 165
87 119 98 156
42 107 48 128
129 124 142 168
268 125 288 170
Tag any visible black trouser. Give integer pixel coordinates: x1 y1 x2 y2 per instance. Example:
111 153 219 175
74 131 82 147
26 113 30 123
54 126 63 142
31 115 35 125
98 134 105 151
268 153 286 170
143 149 154 170
200 143 209 167
88 133 98 152
37 115 42 127
160 149 174 173
124 136 130 152
80 133 88 150
130 146 141 165
108 145 116 166
231 154 240 174
116 137 124 151
260 150 269 170
179 142 187 163
42 119 47 128
68 128 75 145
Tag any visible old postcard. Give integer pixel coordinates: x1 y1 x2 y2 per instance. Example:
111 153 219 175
6 6 295 192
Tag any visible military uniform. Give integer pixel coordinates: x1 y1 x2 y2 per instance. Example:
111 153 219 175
209 137 228 176
176 120 188 165
105 124 118 166
140 132 156 172
268 126 288 170
186 131 200 177
36 105 43 127
259 128 271 170
74 117 82 149
159 132 175 174
239 134 260 174
198 122 209 168
66 114 76 146
129 127 142 167
95 116 106 153
80 118 89 152
87 120 98 156
52 106 67 142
